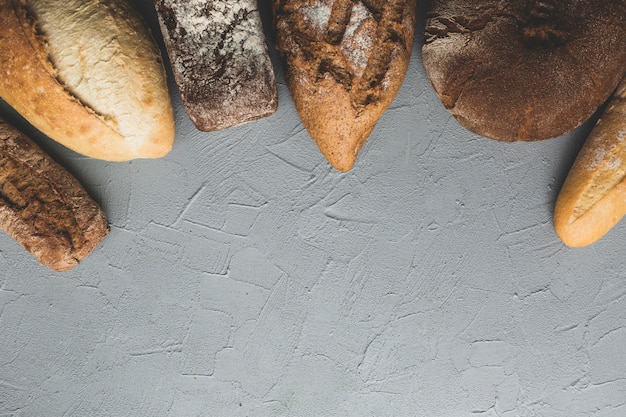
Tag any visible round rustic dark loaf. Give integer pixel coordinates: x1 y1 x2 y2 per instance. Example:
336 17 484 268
422 0 626 142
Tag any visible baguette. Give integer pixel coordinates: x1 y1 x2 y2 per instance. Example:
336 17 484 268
554 77 626 247
0 0 175 161
274 0 417 171
0 117 109 272
154 0 278 131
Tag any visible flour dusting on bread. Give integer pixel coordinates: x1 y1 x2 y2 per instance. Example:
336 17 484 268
341 3 375 75
274 0 417 171
156 0 278 131
300 2 332 35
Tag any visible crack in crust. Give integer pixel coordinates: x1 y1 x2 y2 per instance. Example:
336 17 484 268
425 13 498 43
186 7 255 102
423 0 626 144
326 0 354 44
521 0 571 48
0 153 78 252
155 3 178 33
275 0 412 111
425 1 572 49
571 79 626 221
424 3 506 44
0 121 109 271
361 0 382 21
13 0 118 128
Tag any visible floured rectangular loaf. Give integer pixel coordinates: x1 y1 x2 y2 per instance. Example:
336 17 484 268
0 118 109 272
155 0 278 131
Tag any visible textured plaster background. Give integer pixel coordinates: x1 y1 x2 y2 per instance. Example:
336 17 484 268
1 1 626 416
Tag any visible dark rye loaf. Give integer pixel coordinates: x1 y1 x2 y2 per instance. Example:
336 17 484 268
422 0 626 142
0 118 109 272
155 0 278 132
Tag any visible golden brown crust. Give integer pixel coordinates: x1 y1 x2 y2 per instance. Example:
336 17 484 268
554 77 626 247
0 117 109 272
0 0 174 161
274 0 417 171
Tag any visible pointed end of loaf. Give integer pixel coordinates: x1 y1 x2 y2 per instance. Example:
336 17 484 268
309 123 374 172
554 181 626 248
297 99 376 172
323 148 358 172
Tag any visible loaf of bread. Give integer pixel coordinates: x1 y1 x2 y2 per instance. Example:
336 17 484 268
554 77 626 247
154 0 278 131
274 0 417 171
0 0 175 161
422 0 626 142
0 117 109 272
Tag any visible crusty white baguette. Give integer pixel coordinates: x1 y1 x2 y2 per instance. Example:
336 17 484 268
554 76 626 247
0 0 175 161
0 117 109 272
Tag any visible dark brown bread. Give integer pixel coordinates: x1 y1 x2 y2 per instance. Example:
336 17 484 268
274 0 417 171
422 0 626 142
154 0 278 132
0 118 109 272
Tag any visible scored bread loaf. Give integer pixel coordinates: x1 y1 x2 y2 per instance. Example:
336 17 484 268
422 0 626 142
0 117 109 272
0 0 175 161
274 0 417 172
154 0 278 131
554 77 626 247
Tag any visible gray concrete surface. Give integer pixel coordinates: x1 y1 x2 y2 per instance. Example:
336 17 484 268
1 1 625 416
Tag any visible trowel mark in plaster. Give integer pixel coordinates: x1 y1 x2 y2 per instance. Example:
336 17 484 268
295 208 371 263
0 286 22 323
467 340 517 371
170 182 209 229
143 223 232 275
170 176 268 235
553 377 626 412
128 340 183 357
250 203 333 283
239 273 308 394
461 366 520 414
291 259 392 372
179 309 232 377
222 203 266 237
357 313 439 383
265 352 361 415
228 247 284 290
198 273 271 323
448 340 521 413
589 277 626 308
584 297 626 351
264 145 318 174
